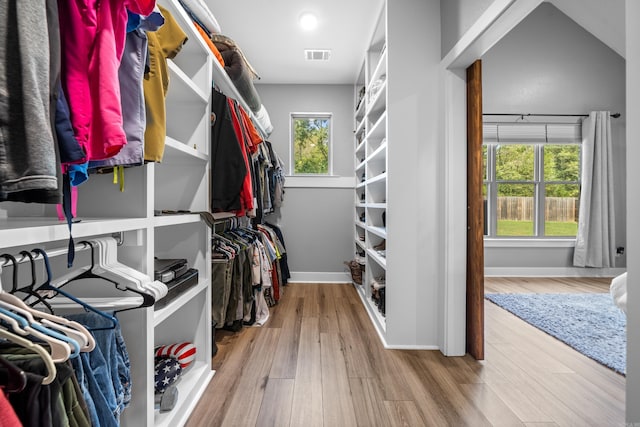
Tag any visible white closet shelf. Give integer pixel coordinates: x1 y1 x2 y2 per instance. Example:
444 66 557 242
355 202 366 208
366 143 387 163
355 160 366 172
355 117 366 135
356 220 367 228
369 49 387 91
355 139 366 155
164 137 209 162
367 249 387 268
0 217 149 246
366 112 387 141
167 61 209 105
366 82 387 116
367 226 387 239
366 172 387 186
355 240 366 251
367 203 387 209
153 213 203 228
153 280 210 325
356 181 366 190
154 361 215 427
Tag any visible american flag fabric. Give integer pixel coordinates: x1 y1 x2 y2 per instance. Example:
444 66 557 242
154 357 182 393
154 342 197 369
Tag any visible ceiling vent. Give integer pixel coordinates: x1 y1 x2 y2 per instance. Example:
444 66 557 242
305 49 331 61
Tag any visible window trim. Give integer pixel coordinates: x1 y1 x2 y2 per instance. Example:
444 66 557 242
289 112 333 176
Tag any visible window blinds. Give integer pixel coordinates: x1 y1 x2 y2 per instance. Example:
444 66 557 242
483 123 582 143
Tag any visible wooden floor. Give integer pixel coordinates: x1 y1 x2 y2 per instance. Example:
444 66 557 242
185 279 625 426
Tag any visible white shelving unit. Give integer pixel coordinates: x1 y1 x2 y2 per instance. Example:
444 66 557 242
0 0 219 424
352 3 388 336
352 0 433 349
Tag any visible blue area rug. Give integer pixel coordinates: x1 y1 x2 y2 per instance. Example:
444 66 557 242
485 293 626 375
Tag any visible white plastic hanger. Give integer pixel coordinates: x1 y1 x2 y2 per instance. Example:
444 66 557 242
98 237 165 298
92 237 166 301
49 239 155 313
0 293 72 362
4 251 95 352
0 326 56 385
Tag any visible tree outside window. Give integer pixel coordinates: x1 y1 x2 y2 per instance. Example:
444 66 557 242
291 114 331 174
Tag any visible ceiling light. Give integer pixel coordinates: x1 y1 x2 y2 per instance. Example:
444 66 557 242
299 13 318 31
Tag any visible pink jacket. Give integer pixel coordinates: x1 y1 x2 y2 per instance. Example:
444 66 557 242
58 0 156 161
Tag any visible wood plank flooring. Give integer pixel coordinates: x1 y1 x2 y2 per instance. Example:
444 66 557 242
185 279 625 426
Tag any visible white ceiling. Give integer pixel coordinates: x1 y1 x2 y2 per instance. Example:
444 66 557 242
203 0 624 86
204 0 384 85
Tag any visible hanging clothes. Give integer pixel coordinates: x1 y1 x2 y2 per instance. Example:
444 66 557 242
58 0 156 162
210 90 247 212
0 0 60 203
91 9 165 169
143 4 188 162
0 388 21 427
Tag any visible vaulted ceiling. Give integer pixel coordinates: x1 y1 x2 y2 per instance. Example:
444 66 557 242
204 0 624 85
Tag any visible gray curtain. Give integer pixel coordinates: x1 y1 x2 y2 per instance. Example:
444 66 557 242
573 111 616 267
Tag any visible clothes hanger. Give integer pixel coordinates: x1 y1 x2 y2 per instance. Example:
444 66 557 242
0 300 73 362
47 239 156 313
1 252 54 315
0 262 77 361
0 253 95 353
88 238 156 312
31 248 117 332
0 327 56 385
0 355 27 393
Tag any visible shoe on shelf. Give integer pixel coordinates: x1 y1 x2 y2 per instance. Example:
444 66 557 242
372 240 385 251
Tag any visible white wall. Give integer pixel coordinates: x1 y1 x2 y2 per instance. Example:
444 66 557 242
440 0 495 57
256 84 354 280
626 1 639 422
482 2 627 275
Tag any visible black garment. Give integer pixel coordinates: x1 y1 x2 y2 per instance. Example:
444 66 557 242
210 90 246 211
4 354 74 427
265 222 291 286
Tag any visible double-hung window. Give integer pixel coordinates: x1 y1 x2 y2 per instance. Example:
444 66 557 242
483 122 582 238
290 113 332 175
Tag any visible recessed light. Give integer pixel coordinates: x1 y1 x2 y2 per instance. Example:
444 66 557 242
299 12 318 31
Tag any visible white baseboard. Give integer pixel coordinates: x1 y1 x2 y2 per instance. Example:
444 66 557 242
383 344 440 350
289 271 352 283
484 267 626 277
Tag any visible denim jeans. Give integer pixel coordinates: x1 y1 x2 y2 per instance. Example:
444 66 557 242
68 312 131 427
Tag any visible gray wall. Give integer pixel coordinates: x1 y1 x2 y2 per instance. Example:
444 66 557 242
257 84 354 277
440 0 494 57
482 2 627 274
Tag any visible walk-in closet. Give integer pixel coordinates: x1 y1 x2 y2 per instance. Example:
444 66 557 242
1 0 639 425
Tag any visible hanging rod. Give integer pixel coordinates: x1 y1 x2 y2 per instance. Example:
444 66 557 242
0 244 91 268
483 112 621 118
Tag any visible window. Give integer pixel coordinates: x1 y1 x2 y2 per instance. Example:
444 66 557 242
483 123 581 238
290 113 332 175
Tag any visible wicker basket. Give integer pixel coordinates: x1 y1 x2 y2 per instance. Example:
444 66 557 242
345 260 364 285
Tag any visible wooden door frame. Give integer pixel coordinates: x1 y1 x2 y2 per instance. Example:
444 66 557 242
466 60 484 359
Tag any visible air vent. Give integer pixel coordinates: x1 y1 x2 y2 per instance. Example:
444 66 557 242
305 49 331 61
